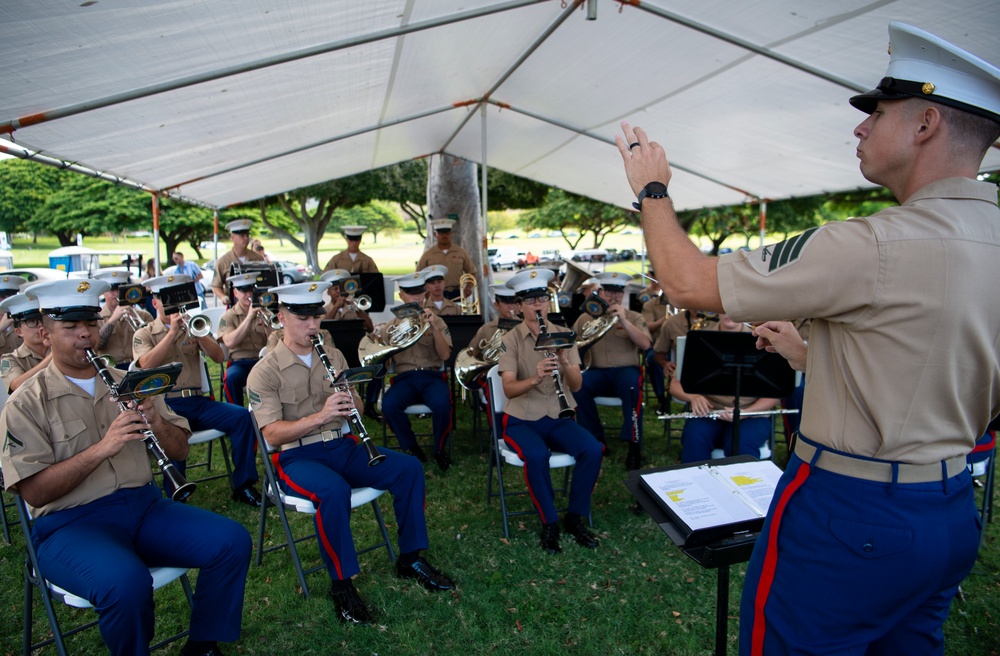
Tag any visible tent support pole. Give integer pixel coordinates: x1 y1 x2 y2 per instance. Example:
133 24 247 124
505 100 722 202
759 200 768 249
480 104 493 322
152 195 161 276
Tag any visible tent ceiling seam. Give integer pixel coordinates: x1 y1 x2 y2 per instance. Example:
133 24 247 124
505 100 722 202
374 0 418 170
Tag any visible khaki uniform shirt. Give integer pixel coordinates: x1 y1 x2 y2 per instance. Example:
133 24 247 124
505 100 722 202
373 313 451 374
0 326 22 355
99 304 153 366
422 297 461 316
218 303 270 361
0 362 189 516
654 311 694 355
213 249 266 295
718 177 1000 464
133 319 204 391
247 339 351 435
323 250 379 274
499 321 582 421
1 343 45 391
572 309 649 369
641 295 669 326
417 245 474 290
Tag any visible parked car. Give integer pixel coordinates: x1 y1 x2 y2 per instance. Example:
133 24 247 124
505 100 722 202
539 249 561 263
570 249 610 263
273 260 311 284
489 247 519 271
2 268 69 285
617 248 638 261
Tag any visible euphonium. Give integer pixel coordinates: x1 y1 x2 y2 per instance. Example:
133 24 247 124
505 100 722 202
357 303 430 367
459 273 479 315
575 294 619 370
86 349 196 501
310 334 384 467
454 317 521 389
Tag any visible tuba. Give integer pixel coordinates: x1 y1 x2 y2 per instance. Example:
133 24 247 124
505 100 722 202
454 317 521 389
459 273 479 315
575 294 619 370
357 302 430 368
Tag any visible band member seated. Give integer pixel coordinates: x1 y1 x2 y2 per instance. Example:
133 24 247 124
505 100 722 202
218 273 275 406
247 281 455 625
322 224 379 274
133 274 262 507
376 271 454 471
212 219 266 307
462 284 523 430
639 271 669 414
94 269 153 371
319 269 375 333
498 268 603 554
670 314 778 462
0 279 251 656
571 272 651 470
420 265 460 316
0 291 50 392
0 274 26 354
651 307 706 414
417 218 475 300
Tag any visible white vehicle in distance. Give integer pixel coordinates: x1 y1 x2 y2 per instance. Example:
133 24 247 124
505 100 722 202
488 247 520 271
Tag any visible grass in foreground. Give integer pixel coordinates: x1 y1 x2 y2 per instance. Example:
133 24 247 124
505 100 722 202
1 392 997 655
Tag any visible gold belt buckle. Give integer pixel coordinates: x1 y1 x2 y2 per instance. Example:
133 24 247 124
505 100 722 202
321 430 339 442
182 389 196 398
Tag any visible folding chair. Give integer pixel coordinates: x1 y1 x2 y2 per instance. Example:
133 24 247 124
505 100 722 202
182 355 233 485
379 365 453 457
16 495 194 655
484 365 585 539
969 431 996 530
252 415 395 598
0 384 14 543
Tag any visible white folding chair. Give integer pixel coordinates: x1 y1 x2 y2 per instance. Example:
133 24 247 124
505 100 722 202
182 354 232 485
484 365 581 539
251 414 395 598
16 496 194 655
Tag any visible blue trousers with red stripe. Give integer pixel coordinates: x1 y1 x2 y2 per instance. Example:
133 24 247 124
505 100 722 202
739 446 981 655
574 365 643 443
222 358 258 407
383 370 452 454
501 414 603 524
272 437 428 581
31 485 251 656
166 396 259 490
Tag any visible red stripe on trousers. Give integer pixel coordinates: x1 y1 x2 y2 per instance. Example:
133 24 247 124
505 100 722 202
501 413 546 521
751 462 811 656
273 452 345 580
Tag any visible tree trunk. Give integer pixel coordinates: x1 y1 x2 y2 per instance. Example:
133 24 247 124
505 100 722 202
427 154 490 315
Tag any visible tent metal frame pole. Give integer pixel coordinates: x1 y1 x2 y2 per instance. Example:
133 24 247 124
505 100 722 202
151 195 161 276
0 140 214 209
0 0 551 134
633 4 867 93
479 103 493 322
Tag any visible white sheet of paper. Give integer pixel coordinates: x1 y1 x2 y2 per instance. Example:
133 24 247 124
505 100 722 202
708 461 784 517
640 467 760 531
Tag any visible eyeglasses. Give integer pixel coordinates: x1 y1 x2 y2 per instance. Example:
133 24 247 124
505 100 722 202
601 289 625 297
520 296 546 306
18 318 42 329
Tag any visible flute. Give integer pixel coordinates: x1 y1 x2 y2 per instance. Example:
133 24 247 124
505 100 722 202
657 408 799 420
534 310 575 420
310 334 385 467
85 349 196 501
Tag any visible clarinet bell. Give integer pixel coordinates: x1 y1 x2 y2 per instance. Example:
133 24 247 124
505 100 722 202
362 437 386 467
162 462 197 501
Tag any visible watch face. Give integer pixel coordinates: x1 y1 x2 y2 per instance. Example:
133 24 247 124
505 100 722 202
645 182 668 196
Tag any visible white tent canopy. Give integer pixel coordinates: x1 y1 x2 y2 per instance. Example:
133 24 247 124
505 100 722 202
1 0 998 212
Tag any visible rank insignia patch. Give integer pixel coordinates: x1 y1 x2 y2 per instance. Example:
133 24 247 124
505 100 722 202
751 227 819 276
3 430 24 455
247 389 261 410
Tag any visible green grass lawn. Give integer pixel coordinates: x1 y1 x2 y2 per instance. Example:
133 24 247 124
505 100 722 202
1 381 997 655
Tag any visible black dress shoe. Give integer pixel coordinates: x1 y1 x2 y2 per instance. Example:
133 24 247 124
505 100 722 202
625 443 642 471
329 582 376 625
540 523 561 554
409 444 427 463
396 556 456 591
231 484 262 508
434 451 452 472
564 520 599 549
179 640 224 656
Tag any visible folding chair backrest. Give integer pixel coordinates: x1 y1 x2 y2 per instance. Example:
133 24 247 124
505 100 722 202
485 365 508 417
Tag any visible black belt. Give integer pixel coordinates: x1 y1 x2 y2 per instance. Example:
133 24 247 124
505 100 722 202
229 358 260 365
166 388 204 399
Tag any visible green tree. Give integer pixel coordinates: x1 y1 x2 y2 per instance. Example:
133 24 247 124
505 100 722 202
486 209 518 239
331 201 403 243
523 188 636 250
157 199 216 262
0 159 67 242
679 204 756 255
27 175 151 246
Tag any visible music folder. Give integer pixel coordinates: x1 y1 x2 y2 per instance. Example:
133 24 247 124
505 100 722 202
637 459 783 548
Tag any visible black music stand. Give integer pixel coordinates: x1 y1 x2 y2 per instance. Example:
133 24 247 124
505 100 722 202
320 319 365 369
441 315 484 369
625 455 762 656
357 273 386 312
680 331 794 455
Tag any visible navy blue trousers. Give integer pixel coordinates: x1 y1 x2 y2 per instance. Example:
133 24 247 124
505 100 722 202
574 365 643 443
31 485 251 656
272 437 428 580
166 396 259 489
382 370 452 454
680 415 771 463
739 445 980 655
222 358 258 407
500 414 603 524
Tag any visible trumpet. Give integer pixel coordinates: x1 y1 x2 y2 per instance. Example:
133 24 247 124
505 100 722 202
85 349 196 501
310 334 385 467
123 306 148 331
534 310 576 420
340 277 372 312
181 312 213 338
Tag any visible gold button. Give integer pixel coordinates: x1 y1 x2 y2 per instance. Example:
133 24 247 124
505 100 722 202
921 82 935 95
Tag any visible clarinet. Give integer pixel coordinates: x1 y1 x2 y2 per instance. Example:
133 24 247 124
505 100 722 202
535 310 575 419
85 349 196 501
310 335 385 467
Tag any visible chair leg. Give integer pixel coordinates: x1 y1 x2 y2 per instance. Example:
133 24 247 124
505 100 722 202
370 501 396 563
